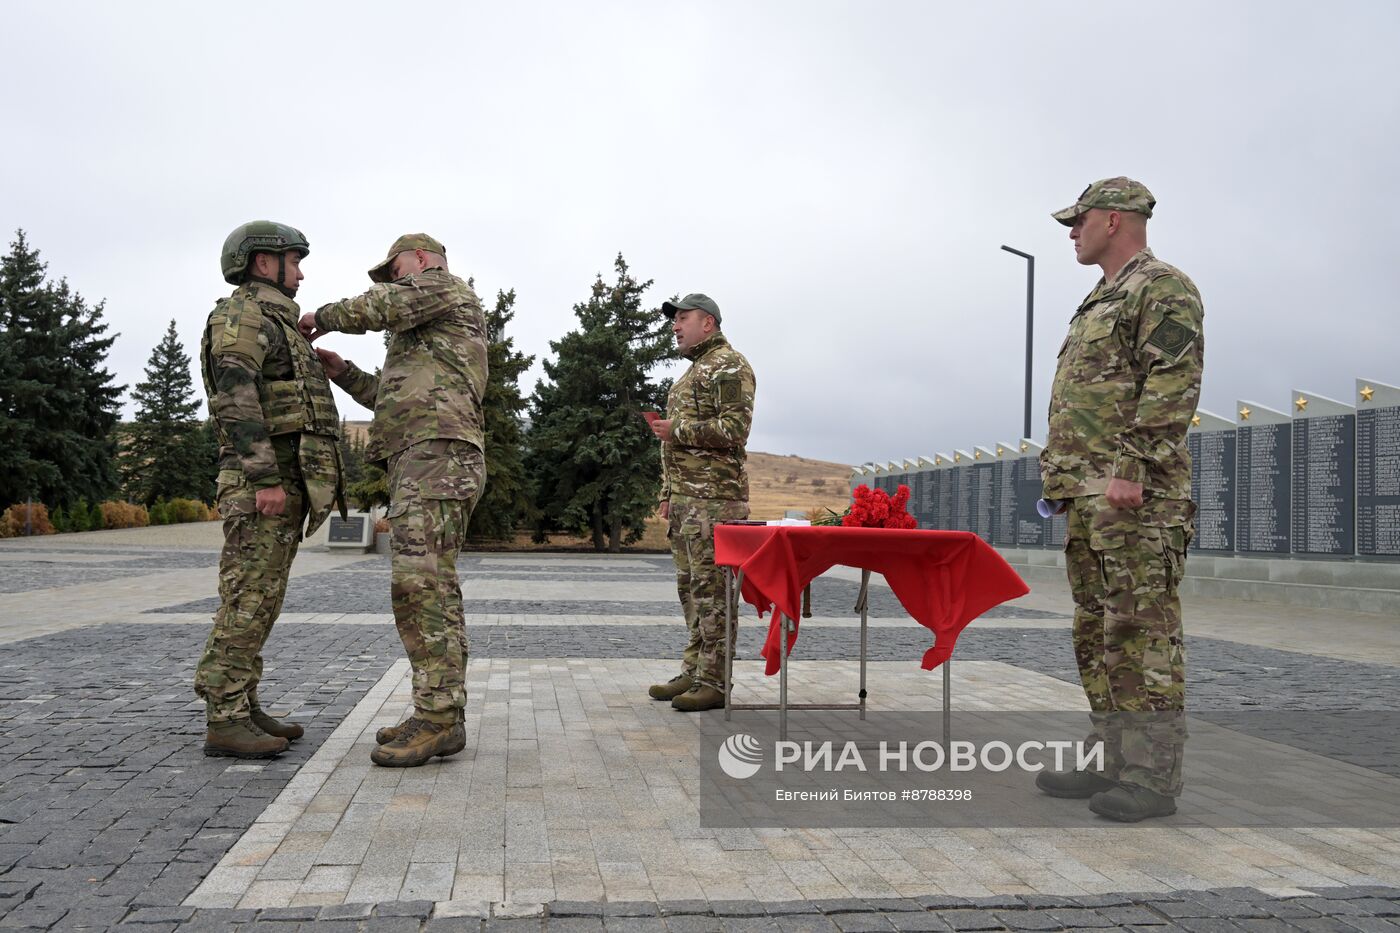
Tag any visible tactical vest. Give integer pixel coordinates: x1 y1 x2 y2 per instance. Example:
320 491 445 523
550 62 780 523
201 290 346 535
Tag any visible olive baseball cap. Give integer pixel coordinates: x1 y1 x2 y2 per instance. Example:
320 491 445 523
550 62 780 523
661 293 722 325
368 233 447 283
1052 177 1156 226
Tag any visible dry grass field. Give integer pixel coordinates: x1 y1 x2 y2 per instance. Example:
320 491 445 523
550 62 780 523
342 422 853 550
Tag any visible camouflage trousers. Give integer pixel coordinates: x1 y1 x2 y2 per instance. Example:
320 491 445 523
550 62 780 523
195 452 306 724
669 495 748 689
1065 495 1193 796
387 439 485 725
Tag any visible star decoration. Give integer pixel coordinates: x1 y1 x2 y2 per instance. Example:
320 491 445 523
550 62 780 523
954 453 962 463
1361 385 1375 403
934 456 943 465
1191 415 1202 427
1295 396 1308 412
974 450 983 460
1019 442 1028 452
996 446 1005 456
1239 406 1252 421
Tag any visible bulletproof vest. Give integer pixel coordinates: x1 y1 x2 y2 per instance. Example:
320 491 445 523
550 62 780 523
201 290 346 535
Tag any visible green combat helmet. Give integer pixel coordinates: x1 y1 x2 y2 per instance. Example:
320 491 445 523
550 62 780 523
221 220 310 285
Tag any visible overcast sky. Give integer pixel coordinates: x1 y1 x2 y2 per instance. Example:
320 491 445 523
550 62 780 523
4 1 1397 468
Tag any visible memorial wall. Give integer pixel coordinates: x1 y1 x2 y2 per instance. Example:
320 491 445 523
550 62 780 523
849 379 1399 561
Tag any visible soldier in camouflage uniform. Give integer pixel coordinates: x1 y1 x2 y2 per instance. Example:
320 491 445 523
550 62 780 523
1035 178 1203 821
647 294 756 713
304 234 488 767
196 221 345 759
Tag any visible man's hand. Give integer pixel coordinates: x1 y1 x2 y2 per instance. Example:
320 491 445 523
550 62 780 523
1105 477 1144 509
297 311 323 341
650 418 673 443
658 500 670 520
315 347 348 379
255 485 287 516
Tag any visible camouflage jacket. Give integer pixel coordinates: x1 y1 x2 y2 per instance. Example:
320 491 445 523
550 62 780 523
201 282 340 490
1041 248 1204 503
662 331 756 502
316 268 489 464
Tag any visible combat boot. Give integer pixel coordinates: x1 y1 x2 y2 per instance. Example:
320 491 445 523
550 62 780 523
648 674 693 701
204 719 289 759
375 718 414 745
1035 769 1116 799
369 718 466 767
671 684 725 712
1089 783 1177 822
249 706 303 741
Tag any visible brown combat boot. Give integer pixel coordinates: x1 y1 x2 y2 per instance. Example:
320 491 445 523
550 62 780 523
671 684 725 712
250 706 303 741
648 674 693 701
369 718 466 767
375 718 414 745
204 719 289 759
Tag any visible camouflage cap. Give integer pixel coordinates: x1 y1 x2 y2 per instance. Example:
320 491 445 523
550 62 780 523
368 233 448 283
661 293 722 325
1052 177 1156 226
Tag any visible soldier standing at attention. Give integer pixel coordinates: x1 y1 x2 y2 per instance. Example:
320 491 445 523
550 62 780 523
197 221 345 759
647 294 756 713
1035 178 1204 821
303 235 488 767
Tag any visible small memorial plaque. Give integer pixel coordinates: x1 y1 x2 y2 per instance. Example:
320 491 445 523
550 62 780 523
1290 390 1355 558
1236 401 1291 555
1356 379 1400 559
950 451 973 532
971 447 996 543
992 443 1020 547
1187 410 1236 553
326 513 371 548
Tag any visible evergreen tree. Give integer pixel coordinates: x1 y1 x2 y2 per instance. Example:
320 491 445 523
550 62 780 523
337 419 368 492
468 285 537 540
526 254 670 551
119 320 208 505
0 230 125 508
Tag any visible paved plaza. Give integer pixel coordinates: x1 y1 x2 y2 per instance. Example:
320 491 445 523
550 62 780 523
1 527 1399 931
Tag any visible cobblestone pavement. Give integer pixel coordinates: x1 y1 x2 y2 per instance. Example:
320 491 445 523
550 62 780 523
1 536 1398 931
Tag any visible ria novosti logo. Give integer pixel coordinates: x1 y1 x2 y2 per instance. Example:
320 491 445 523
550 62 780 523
718 733 763 779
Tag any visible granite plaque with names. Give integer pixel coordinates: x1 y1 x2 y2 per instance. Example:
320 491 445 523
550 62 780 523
972 448 996 543
950 452 973 532
992 444 1019 547
932 455 953 530
1187 410 1236 553
912 468 929 527
1236 401 1292 555
1356 379 1400 559
1290 390 1355 557
1013 441 1048 548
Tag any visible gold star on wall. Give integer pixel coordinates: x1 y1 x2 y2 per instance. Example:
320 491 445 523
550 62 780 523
996 445 1005 456
974 450 983 460
954 453 962 463
1191 414 1202 427
1019 441 1028 452
934 456 943 465
1361 385 1375 403
1295 396 1309 412
1239 406 1252 421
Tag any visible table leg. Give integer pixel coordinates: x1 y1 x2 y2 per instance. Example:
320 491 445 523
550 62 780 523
943 659 951 747
858 569 869 721
724 567 733 721
779 612 789 742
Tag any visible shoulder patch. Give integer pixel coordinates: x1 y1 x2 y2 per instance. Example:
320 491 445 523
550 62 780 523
716 376 743 404
1144 317 1197 361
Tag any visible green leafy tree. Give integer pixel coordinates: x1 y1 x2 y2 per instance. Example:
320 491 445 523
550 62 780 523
0 230 124 509
119 320 210 505
526 254 670 551
468 285 537 540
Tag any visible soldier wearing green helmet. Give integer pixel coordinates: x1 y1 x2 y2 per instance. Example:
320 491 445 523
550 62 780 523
194 220 346 759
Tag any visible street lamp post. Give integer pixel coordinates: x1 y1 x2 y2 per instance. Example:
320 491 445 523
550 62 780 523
1000 245 1035 441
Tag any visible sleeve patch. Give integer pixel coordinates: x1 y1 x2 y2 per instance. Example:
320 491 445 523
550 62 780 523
716 377 742 404
1144 318 1197 360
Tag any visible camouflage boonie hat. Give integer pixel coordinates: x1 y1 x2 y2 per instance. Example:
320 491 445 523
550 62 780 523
1052 177 1156 226
368 233 447 283
662 293 722 325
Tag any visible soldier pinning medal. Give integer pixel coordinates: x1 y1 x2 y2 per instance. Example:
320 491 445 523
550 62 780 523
647 294 756 713
1035 178 1204 821
302 235 488 767
195 221 346 759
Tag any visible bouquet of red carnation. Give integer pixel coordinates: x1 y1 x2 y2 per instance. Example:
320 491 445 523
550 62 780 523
841 484 918 529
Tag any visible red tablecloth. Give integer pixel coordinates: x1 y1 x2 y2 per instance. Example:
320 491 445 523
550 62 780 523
714 525 1029 674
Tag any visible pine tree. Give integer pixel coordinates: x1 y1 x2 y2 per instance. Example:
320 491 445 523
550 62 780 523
526 254 670 551
119 320 207 505
468 286 537 540
0 230 125 509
